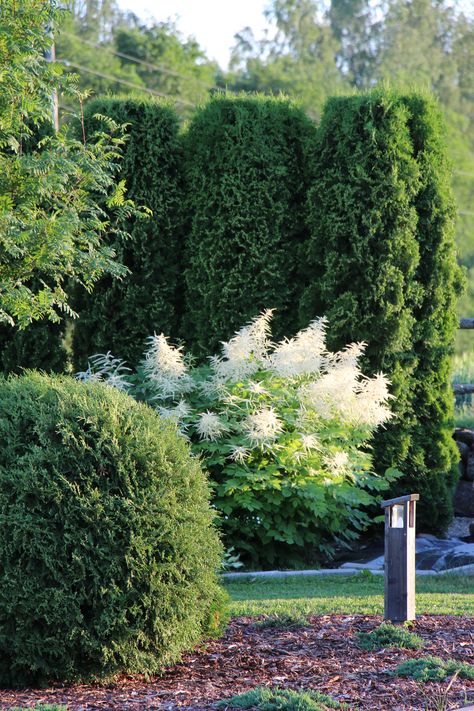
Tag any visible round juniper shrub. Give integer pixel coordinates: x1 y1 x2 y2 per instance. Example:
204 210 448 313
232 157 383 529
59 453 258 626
0 372 225 686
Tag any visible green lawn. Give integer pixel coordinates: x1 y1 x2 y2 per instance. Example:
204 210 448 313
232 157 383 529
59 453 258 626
224 572 474 617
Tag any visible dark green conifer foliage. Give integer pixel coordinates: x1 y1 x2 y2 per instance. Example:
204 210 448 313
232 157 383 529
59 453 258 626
301 89 462 533
395 93 464 530
0 372 224 685
0 320 67 375
182 94 316 356
72 97 184 368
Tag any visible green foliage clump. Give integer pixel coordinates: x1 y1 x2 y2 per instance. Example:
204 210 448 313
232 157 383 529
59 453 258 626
73 97 184 368
0 0 143 329
217 686 351 710
396 93 464 530
301 88 463 533
80 312 399 567
182 93 315 356
0 372 224 686
357 623 425 651
394 656 474 682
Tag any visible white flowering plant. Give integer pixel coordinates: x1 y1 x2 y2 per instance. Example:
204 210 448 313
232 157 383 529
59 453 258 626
78 310 401 566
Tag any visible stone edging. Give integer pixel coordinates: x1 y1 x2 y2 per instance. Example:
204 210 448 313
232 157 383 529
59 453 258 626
221 563 474 581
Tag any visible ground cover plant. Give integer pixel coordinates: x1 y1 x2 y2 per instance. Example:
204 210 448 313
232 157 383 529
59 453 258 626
0 372 225 686
394 656 474 682
78 310 399 566
216 686 352 710
357 622 425 650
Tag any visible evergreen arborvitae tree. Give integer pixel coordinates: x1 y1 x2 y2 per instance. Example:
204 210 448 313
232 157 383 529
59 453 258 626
396 93 464 531
73 97 184 368
301 89 462 533
0 320 67 375
182 94 316 356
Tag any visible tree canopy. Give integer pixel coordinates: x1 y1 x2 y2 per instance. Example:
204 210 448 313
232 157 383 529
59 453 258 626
0 0 146 328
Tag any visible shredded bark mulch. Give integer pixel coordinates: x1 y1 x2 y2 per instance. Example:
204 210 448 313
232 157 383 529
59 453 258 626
0 615 473 711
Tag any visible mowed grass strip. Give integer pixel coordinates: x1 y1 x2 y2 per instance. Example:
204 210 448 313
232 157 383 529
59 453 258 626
224 573 474 617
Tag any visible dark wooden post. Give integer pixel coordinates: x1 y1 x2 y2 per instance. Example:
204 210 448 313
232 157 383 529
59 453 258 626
381 493 419 623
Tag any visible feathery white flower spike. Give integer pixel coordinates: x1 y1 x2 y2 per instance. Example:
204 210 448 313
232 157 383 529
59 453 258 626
142 333 193 399
243 406 283 444
76 352 131 392
212 309 274 382
228 445 249 463
269 318 328 377
196 411 228 441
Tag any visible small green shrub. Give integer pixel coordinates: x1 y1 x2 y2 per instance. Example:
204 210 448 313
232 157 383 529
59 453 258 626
254 613 310 629
216 686 351 710
357 623 425 651
394 656 474 682
0 372 224 686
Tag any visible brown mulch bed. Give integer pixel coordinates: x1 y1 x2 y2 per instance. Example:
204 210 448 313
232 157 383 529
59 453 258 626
0 615 473 711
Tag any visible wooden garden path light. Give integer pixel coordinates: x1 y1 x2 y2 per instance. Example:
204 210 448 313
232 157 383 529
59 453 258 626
381 493 419 623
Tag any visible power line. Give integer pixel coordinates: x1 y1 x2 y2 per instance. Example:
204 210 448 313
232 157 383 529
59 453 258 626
60 31 216 91
57 59 195 107
459 210 474 217
454 171 474 178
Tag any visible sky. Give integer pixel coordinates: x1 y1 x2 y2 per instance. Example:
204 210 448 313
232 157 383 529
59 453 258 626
116 0 273 69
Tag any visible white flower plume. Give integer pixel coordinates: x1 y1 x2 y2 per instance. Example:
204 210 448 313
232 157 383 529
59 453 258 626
243 406 283 444
211 309 274 382
228 445 249 463
76 352 131 392
324 451 350 474
269 318 327 377
196 411 228 441
141 333 193 399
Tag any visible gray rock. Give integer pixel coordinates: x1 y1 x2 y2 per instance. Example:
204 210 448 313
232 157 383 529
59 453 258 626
457 440 470 462
416 550 448 571
454 480 474 516
466 453 474 481
470 522 474 538
442 544 474 569
454 428 474 447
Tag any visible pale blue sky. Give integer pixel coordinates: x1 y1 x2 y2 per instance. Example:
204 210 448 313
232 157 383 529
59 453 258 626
116 0 272 69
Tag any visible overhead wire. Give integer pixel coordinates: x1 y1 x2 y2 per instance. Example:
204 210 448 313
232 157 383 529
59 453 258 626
57 59 196 107
60 31 217 91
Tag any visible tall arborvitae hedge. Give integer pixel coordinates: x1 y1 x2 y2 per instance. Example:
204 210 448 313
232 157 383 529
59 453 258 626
301 89 463 533
182 94 316 356
72 97 184 369
397 93 464 531
0 320 67 375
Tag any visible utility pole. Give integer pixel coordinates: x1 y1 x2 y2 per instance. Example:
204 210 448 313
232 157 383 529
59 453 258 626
44 26 59 132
